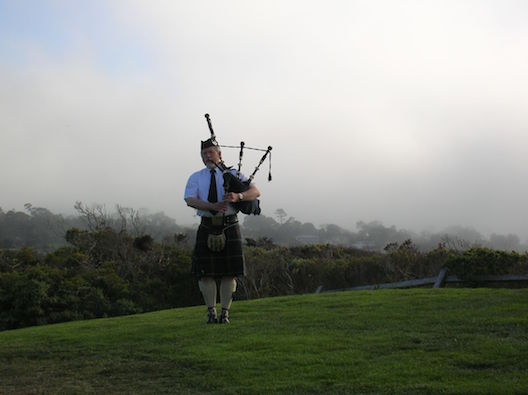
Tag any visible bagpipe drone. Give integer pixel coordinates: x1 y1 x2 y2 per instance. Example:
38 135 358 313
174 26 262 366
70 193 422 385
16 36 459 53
204 113 272 215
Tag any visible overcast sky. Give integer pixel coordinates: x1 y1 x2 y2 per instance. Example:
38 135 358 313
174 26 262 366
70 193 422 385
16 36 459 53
1 1 527 239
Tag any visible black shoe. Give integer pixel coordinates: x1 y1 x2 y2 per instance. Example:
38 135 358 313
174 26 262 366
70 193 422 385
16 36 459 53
207 307 217 324
219 309 230 324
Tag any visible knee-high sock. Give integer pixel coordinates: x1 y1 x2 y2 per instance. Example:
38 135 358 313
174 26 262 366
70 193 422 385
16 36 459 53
220 277 237 310
198 277 217 308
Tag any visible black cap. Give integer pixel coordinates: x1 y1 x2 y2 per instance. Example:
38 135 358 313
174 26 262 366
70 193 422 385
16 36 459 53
201 138 217 150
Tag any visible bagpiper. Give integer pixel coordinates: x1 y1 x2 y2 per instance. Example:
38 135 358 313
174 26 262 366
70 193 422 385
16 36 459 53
184 114 271 324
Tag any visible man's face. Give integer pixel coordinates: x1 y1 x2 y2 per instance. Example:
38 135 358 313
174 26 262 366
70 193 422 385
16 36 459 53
201 147 221 169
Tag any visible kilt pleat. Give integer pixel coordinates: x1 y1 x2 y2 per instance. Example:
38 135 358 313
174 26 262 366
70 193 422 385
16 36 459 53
191 222 246 278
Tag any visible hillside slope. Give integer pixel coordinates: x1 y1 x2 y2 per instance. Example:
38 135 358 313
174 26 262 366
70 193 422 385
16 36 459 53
1 289 527 394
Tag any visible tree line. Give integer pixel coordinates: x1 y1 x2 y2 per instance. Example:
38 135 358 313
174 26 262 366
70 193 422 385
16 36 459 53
1 204 527 253
244 209 527 252
0 203 194 253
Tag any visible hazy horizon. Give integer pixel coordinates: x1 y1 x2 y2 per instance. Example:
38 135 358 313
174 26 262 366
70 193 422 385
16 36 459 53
2 1 527 240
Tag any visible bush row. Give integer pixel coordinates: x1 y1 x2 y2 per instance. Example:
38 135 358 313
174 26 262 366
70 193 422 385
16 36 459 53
1 229 526 331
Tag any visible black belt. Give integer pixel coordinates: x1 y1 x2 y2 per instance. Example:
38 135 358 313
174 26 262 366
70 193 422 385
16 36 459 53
201 215 238 227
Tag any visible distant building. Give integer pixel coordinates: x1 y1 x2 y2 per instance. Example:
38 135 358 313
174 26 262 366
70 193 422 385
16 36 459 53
352 240 377 250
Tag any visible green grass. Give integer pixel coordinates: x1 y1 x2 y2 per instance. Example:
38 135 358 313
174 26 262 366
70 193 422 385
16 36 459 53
1 289 527 394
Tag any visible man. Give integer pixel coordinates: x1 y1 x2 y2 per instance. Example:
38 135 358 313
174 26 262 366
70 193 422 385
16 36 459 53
184 138 260 324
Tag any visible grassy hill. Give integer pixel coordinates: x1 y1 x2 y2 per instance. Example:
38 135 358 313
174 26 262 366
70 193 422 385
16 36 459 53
1 288 527 394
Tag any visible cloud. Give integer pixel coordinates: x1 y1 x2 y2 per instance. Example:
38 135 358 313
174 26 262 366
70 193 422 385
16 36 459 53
1 0 528 238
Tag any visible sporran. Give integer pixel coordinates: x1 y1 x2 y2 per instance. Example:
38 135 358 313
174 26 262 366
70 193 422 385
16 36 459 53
207 231 226 252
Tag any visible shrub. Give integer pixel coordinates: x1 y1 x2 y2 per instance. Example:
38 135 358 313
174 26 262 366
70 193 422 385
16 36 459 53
446 247 519 278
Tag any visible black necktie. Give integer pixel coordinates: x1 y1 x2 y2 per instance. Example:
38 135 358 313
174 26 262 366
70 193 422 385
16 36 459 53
208 169 218 215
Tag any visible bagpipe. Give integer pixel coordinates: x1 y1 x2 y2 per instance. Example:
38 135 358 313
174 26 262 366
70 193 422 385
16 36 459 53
204 113 272 215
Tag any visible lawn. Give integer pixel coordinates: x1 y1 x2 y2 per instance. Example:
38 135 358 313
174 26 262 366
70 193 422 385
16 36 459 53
1 288 527 394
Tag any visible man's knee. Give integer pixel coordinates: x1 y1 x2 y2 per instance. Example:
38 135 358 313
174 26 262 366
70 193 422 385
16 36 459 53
221 277 236 293
199 277 215 291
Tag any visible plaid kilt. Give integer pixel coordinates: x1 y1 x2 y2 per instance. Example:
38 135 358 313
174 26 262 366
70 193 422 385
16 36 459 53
191 221 246 278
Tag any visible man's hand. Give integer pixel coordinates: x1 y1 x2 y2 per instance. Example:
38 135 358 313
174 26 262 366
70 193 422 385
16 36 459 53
223 185 260 203
223 192 240 203
211 201 230 212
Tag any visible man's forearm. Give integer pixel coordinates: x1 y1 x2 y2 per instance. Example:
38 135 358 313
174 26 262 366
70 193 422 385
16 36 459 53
185 197 215 211
240 184 260 201
186 184 260 211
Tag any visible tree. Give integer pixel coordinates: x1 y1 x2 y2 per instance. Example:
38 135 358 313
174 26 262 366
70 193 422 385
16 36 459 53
356 221 411 250
274 208 288 224
74 201 110 231
242 214 279 239
488 233 520 251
